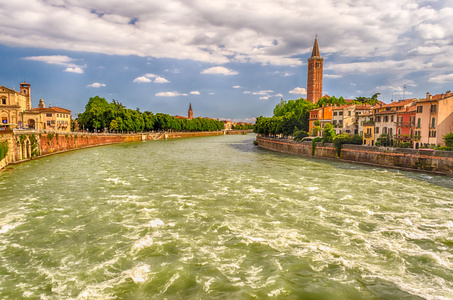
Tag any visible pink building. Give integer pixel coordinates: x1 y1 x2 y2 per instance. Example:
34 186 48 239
415 91 453 148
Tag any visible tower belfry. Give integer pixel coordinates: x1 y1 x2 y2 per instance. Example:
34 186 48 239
306 36 324 103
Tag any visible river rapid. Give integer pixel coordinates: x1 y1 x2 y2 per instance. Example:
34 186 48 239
0 134 452 299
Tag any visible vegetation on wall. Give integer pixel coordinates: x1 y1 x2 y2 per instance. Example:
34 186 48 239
0 140 8 161
77 96 224 133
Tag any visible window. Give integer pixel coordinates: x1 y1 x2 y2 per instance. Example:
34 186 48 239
46 113 52 117
339 112 343 116
375 127 380 134
431 117 435 128
333 112 337 116
431 105 437 113
417 118 421 128
376 116 381 122
2 117 7 124
383 127 388 134
1 98 6 105
47 121 51 126
391 115 394 122
348 111 351 116
383 116 388 122
417 106 423 113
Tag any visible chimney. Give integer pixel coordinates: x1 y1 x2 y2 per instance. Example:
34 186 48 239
441 94 444 99
446 90 452 97
426 92 432 100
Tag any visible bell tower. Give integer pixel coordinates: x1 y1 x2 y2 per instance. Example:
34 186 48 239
306 36 323 104
20 82 31 109
188 103 193 119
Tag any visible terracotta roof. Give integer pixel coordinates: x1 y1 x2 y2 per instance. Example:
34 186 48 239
332 104 354 110
418 92 453 103
380 98 415 108
39 107 71 113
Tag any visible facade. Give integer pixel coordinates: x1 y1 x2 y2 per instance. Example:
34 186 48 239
0 82 32 128
333 104 373 135
373 99 415 142
306 37 323 104
415 91 453 147
395 107 416 146
359 114 375 146
308 106 333 136
0 82 71 131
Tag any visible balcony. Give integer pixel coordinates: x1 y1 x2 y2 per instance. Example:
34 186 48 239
364 133 372 138
394 134 413 140
362 121 375 126
395 121 415 127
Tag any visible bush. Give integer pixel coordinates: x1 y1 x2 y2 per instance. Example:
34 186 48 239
350 134 363 145
399 141 411 148
293 130 309 141
332 133 350 157
0 140 8 161
311 137 323 156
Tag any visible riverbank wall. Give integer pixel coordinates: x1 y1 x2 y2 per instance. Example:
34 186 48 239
256 136 453 176
0 130 251 170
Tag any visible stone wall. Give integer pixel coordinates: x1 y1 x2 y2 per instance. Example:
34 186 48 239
256 136 453 176
0 130 249 170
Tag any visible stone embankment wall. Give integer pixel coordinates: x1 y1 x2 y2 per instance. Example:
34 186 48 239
0 130 250 170
256 136 453 176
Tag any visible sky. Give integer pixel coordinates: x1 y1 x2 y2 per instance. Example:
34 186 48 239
1 0 452 122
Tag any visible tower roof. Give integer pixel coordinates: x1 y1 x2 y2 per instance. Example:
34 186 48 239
311 36 320 57
189 103 192 110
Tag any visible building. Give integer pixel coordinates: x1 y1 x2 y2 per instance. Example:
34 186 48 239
0 82 71 131
0 82 32 128
373 99 415 142
415 91 453 148
188 103 193 120
308 106 333 136
395 107 416 146
332 104 373 135
359 113 375 146
306 36 323 104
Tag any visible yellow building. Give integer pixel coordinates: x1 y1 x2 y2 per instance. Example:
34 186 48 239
0 82 71 131
0 82 31 128
359 113 375 146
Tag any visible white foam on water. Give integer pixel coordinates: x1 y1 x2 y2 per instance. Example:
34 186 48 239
104 178 130 185
160 272 180 294
149 219 164 227
125 264 151 284
307 186 319 191
132 235 154 252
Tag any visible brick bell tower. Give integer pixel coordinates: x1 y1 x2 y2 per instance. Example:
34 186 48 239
188 103 193 119
306 36 323 104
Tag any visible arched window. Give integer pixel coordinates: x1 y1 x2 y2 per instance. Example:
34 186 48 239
417 118 421 128
431 117 435 128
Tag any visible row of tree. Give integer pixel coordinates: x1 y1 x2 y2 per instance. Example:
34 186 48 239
254 94 381 138
77 96 224 132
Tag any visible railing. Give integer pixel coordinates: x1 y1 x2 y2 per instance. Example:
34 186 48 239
395 121 414 127
364 133 372 138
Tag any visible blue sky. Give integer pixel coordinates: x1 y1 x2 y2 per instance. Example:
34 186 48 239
1 0 452 122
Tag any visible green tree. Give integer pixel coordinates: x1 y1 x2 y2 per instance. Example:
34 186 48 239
443 132 453 147
322 123 336 143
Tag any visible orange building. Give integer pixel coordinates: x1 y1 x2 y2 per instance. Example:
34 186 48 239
308 106 333 136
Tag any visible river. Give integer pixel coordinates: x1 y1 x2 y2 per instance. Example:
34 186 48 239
0 134 452 299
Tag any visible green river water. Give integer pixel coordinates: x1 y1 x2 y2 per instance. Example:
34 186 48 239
0 134 452 299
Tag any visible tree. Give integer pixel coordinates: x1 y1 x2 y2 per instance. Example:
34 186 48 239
443 132 453 147
376 133 392 147
322 123 336 143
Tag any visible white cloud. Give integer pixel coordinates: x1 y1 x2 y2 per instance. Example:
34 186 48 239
190 91 200 95
232 85 241 88
429 74 453 83
154 76 169 83
289 87 307 95
259 96 269 100
243 91 251 94
133 76 152 83
23 55 85 73
87 82 106 88
324 74 342 79
253 90 274 95
201 66 238 75
134 73 169 83
155 91 188 97
64 67 84 74
284 73 294 77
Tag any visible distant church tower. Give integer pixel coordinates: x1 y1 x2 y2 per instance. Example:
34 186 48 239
188 103 193 119
20 82 31 109
306 36 323 104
